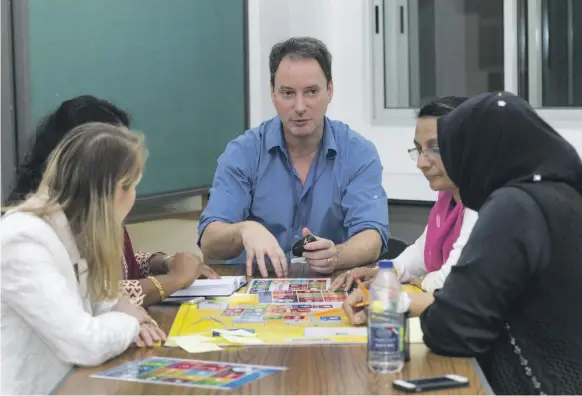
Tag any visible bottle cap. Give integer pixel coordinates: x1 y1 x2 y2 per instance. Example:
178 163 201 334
378 260 393 270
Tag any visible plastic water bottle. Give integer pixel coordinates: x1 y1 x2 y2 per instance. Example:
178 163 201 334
367 259 405 373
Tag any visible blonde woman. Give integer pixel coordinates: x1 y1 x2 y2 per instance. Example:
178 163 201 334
8 95 219 307
1 123 165 395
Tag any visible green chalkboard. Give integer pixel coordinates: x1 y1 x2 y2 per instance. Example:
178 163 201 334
27 0 247 196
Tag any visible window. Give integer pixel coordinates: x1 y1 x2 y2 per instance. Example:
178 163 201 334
519 0 582 107
372 0 582 122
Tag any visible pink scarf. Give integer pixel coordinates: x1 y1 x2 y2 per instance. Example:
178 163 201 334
424 191 465 272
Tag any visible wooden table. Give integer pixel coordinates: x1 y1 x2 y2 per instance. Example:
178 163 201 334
56 264 492 395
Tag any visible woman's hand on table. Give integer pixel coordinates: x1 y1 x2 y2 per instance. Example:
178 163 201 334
342 288 368 326
329 267 379 291
409 278 423 289
135 322 167 347
167 252 220 289
113 295 152 324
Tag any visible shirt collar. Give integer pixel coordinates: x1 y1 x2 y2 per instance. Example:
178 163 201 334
267 116 337 159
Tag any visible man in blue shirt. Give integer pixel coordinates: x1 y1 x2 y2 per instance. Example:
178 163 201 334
198 37 389 278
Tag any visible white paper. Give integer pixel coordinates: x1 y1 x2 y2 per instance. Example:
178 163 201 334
170 276 247 297
213 329 255 337
303 327 367 337
408 317 424 343
220 334 265 345
168 335 214 343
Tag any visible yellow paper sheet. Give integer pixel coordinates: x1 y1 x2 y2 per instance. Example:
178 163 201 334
174 338 223 353
169 335 214 343
402 284 423 293
168 281 424 347
168 292 366 346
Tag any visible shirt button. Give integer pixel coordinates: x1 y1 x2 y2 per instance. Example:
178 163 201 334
373 195 378 199
294 235 300 239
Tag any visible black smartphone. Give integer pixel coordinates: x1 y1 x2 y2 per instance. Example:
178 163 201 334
393 374 469 393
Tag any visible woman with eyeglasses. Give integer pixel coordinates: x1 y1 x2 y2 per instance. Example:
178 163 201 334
331 97 478 301
419 92 582 394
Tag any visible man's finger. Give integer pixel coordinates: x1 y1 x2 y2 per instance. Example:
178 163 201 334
303 239 332 251
267 250 283 277
308 260 334 275
246 249 255 277
303 248 334 260
302 227 312 238
278 249 289 277
256 254 269 278
307 257 334 269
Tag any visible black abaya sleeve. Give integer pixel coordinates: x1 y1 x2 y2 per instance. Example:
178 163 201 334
419 187 550 357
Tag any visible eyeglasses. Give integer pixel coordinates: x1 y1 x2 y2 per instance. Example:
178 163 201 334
408 147 440 161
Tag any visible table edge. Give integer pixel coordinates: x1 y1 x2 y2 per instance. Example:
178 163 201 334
471 358 494 395
56 354 493 395
51 367 75 395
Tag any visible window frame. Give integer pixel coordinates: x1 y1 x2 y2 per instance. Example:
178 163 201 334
370 0 582 128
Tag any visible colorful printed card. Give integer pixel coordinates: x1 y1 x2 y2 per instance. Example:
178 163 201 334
247 278 330 294
91 357 286 390
257 290 346 304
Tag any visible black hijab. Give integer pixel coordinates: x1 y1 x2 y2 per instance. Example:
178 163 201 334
437 91 582 211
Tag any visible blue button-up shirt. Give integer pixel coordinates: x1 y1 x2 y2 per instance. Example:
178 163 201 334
198 116 389 264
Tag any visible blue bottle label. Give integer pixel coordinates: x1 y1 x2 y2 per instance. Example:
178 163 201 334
368 323 404 354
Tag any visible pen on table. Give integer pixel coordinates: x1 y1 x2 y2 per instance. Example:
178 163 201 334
313 307 342 316
354 276 369 298
314 300 369 317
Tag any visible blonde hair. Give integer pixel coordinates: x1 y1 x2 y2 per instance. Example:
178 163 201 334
18 122 147 300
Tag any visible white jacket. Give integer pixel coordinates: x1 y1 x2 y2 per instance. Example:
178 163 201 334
1 209 140 395
393 207 478 293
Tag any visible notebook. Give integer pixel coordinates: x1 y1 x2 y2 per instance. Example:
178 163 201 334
168 276 247 298
162 296 206 305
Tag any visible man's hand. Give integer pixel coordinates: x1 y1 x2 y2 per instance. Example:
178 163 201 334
301 227 338 274
240 221 288 278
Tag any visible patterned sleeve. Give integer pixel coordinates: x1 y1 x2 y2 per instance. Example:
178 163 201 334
134 251 164 278
119 280 145 306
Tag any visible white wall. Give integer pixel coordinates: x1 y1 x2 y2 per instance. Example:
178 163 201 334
247 0 582 202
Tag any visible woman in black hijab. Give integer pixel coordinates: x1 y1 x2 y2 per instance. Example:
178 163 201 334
419 91 582 394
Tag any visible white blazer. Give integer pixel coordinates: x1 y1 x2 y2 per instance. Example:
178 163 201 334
1 209 140 395
393 207 479 293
